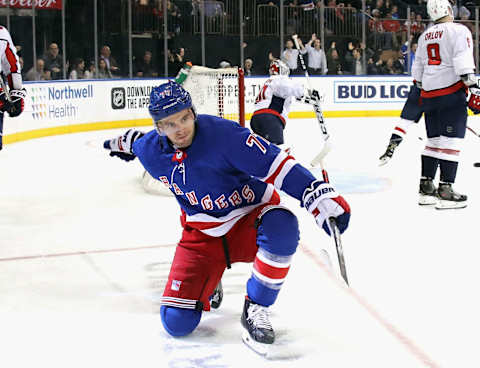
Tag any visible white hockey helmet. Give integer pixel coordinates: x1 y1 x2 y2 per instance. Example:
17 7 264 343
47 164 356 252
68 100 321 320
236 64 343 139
427 0 453 21
269 59 290 76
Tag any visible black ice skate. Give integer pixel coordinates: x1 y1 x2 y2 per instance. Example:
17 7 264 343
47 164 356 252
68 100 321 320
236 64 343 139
241 297 274 356
418 178 438 206
379 137 402 166
435 183 467 210
210 280 223 309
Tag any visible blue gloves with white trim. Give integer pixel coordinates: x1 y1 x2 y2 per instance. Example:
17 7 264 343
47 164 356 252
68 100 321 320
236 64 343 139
103 129 144 161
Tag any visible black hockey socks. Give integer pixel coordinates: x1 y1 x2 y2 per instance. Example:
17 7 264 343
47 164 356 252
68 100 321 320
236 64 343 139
421 155 439 179
439 159 458 184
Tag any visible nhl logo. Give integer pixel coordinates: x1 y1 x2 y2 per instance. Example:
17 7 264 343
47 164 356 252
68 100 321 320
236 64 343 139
111 87 126 109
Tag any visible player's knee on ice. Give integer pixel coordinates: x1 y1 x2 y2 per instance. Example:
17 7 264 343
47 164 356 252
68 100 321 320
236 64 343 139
257 209 299 256
160 306 201 337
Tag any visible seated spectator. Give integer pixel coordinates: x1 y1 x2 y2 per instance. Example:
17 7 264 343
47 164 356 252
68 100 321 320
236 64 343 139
25 58 51 81
69 58 85 79
42 42 63 80
304 33 328 75
244 58 254 76
84 60 96 79
100 45 120 76
135 50 158 78
379 57 397 74
97 58 113 79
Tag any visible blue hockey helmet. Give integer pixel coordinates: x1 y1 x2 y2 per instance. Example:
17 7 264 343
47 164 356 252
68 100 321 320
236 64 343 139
149 80 193 123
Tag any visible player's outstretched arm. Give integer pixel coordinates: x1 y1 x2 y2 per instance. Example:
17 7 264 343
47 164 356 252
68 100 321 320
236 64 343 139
103 129 144 161
302 179 351 236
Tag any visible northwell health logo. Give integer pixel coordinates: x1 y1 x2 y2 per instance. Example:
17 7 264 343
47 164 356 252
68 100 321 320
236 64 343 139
30 84 94 120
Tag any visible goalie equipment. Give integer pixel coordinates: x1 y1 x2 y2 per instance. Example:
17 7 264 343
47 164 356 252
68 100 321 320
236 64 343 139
241 297 274 355
269 59 290 76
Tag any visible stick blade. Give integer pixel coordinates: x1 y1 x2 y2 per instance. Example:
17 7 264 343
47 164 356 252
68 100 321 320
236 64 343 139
310 141 332 167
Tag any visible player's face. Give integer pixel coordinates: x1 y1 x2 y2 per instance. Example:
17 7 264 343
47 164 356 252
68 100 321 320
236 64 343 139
156 108 195 148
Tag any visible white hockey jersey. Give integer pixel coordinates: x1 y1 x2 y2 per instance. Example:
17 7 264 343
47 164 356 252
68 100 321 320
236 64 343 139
412 22 474 95
0 26 22 89
253 75 304 125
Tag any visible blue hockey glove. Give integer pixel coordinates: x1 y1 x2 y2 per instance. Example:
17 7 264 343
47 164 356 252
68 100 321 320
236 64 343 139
103 129 144 161
302 180 351 236
468 87 480 114
5 88 26 117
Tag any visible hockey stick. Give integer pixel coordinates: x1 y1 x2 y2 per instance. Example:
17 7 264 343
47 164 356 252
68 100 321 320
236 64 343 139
328 218 349 285
467 125 480 138
291 34 332 169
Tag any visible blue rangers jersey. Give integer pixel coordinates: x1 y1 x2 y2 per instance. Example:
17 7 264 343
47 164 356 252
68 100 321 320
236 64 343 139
132 114 317 237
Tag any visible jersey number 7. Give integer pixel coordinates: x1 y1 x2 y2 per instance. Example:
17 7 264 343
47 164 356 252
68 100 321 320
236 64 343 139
246 134 267 154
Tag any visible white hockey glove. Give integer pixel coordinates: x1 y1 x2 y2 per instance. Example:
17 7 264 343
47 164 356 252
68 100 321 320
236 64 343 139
103 129 144 161
302 180 351 236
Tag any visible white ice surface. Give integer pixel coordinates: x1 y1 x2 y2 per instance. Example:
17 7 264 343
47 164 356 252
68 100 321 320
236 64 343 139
1 116 480 368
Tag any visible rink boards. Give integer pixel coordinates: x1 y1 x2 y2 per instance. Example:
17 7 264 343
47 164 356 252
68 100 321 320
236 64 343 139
3 75 417 145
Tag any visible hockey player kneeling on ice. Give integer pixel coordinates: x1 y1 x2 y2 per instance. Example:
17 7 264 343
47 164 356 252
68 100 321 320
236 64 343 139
103 81 350 355
411 0 477 209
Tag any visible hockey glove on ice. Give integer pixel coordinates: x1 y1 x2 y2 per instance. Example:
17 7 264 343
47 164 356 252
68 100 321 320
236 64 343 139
4 88 26 117
302 180 350 236
103 129 144 161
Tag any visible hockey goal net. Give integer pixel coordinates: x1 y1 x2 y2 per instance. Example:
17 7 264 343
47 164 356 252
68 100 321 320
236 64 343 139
183 65 245 126
142 66 245 196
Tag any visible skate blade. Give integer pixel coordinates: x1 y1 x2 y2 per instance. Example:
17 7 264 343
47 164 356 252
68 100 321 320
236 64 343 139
435 200 467 210
242 330 271 357
418 195 437 206
378 157 391 166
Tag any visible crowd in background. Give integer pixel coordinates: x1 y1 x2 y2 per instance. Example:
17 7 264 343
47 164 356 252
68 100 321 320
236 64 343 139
15 0 478 80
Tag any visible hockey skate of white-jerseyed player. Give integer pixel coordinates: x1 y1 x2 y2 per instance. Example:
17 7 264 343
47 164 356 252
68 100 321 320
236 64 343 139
411 0 479 209
103 80 351 355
